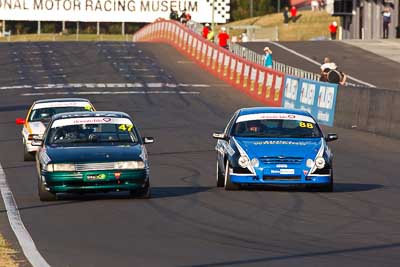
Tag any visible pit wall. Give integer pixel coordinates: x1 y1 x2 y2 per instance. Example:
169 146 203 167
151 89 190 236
133 20 339 127
335 86 400 139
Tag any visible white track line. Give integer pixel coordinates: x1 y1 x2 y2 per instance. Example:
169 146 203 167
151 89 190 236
0 163 51 267
21 91 201 96
270 41 376 88
0 83 210 91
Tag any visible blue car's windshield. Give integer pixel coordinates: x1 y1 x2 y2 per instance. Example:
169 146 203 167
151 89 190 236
46 121 138 146
231 119 322 138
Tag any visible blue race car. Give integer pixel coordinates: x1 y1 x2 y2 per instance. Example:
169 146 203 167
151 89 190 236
213 107 338 191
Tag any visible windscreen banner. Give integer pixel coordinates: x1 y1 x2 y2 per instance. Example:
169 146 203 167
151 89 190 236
0 0 230 22
282 76 338 126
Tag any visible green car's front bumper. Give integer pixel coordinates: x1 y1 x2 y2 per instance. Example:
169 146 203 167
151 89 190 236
42 169 148 193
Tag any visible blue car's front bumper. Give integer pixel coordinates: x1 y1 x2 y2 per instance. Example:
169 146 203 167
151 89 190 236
229 173 331 185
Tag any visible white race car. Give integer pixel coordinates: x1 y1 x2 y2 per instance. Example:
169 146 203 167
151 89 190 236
16 98 95 161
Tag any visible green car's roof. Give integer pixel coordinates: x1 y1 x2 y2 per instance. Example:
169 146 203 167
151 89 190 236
52 111 132 121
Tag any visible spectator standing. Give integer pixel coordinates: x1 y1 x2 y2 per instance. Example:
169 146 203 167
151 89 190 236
382 7 391 39
311 0 319 11
202 23 210 39
290 6 297 22
207 29 215 41
240 32 249 42
218 27 230 49
283 7 289 25
180 9 191 25
263 47 273 68
329 21 338 40
169 8 179 21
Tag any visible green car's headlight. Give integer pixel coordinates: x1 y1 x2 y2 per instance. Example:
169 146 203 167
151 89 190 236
46 164 76 172
114 161 145 170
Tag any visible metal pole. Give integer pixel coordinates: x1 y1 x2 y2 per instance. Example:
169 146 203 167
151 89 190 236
62 21 66 33
97 22 100 35
278 0 281 13
76 21 79 41
211 0 215 32
2 20 5 36
250 0 253 17
37 21 41 34
122 22 125 35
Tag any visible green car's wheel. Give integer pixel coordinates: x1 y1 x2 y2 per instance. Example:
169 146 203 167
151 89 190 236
216 160 224 187
38 177 56 201
23 146 35 161
224 160 239 191
130 180 151 199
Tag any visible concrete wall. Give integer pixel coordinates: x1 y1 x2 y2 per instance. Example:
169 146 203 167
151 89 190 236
334 85 400 138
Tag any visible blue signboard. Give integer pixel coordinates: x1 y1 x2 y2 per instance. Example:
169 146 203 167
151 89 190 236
282 76 338 126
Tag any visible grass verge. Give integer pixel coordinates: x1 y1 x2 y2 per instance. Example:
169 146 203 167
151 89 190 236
225 10 340 41
0 234 19 267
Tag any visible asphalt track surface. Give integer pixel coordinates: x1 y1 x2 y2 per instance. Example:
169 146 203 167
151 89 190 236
241 41 400 89
0 42 400 267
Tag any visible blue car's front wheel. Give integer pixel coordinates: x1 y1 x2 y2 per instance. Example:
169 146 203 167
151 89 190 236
216 160 224 187
320 171 334 192
224 160 240 191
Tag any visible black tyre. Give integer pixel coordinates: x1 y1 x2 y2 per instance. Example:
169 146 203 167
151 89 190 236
216 160 224 187
38 177 56 201
224 160 240 191
320 171 334 192
130 180 151 199
23 146 35 161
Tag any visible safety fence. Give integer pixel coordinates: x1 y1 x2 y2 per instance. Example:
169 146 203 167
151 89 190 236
181 20 321 81
229 42 321 81
133 20 338 127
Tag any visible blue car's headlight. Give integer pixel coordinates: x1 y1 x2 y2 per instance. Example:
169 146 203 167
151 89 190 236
251 158 259 168
315 157 326 169
238 156 249 168
306 159 314 168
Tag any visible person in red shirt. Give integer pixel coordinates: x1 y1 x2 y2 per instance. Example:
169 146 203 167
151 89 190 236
329 21 338 40
218 27 230 49
290 6 297 21
202 23 210 39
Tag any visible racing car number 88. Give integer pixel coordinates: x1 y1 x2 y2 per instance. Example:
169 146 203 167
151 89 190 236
299 122 313 129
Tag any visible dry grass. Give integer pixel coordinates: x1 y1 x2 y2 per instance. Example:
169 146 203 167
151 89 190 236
0 34 133 42
0 235 19 267
225 10 340 41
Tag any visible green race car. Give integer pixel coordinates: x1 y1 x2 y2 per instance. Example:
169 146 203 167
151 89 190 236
33 111 154 201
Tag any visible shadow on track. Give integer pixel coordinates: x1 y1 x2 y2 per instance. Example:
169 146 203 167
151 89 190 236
187 242 400 267
0 187 212 213
241 183 383 193
56 186 212 201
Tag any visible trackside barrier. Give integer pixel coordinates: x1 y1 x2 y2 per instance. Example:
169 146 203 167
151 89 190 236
133 20 337 125
133 20 284 107
282 76 338 127
334 86 400 139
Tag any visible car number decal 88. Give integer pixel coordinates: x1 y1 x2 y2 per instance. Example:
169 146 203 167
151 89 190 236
299 122 314 128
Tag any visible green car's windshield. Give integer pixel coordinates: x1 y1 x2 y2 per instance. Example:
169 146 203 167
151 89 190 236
29 106 93 122
231 119 323 138
46 122 138 146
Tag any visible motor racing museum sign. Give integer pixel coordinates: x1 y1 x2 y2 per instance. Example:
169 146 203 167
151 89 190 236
0 0 230 23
